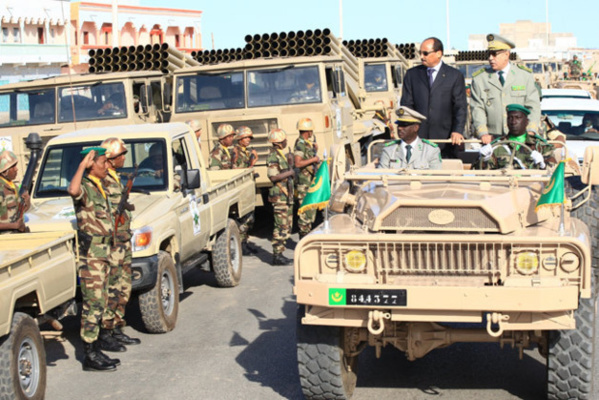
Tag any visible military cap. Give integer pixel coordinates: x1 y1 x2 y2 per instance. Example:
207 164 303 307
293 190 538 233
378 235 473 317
80 146 107 157
216 123 236 139
186 119 201 132
506 104 531 115
486 34 515 51
395 106 426 124
0 150 18 173
236 126 253 140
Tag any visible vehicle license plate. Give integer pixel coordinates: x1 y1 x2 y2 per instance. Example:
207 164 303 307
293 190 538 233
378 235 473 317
329 288 407 306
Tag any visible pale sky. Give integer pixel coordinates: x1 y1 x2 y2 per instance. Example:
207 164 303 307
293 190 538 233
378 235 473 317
137 0 599 51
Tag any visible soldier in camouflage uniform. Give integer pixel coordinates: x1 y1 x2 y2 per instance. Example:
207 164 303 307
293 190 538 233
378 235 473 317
233 126 259 255
294 118 320 239
568 55 582 80
209 123 236 170
475 104 555 170
0 150 29 233
68 147 120 371
267 129 295 266
100 138 141 347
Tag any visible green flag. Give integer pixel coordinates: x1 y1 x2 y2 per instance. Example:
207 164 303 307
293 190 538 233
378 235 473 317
535 160 566 212
298 159 331 214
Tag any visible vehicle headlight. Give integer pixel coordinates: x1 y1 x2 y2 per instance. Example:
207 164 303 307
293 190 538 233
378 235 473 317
560 252 580 272
132 226 152 252
515 252 539 275
344 250 366 273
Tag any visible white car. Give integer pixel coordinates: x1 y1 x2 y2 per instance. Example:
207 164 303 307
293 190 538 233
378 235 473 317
541 97 599 162
541 88 592 100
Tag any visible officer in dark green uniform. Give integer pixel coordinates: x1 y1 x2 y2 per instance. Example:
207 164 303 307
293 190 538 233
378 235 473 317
475 104 555 170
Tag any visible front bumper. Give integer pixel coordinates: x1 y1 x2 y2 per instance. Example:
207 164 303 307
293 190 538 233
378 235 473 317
131 255 159 292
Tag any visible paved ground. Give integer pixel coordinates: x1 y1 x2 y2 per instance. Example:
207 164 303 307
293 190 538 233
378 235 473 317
43 208 548 400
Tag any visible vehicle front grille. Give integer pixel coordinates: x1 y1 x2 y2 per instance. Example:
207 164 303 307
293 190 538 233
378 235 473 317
379 206 499 232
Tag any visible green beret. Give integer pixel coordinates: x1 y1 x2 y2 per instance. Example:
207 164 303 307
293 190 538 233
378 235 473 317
506 104 531 115
80 146 107 157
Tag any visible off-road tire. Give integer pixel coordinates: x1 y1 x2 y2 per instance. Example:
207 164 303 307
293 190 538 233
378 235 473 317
547 274 599 399
139 251 179 333
0 312 46 400
212 219 242 287
296 305 358 400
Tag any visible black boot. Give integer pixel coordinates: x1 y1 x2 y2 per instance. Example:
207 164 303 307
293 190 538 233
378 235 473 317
272 254 292 266
94 341 120 366
99 329 127 352
82 341 117 372
242 241 258 255
113 326 141 345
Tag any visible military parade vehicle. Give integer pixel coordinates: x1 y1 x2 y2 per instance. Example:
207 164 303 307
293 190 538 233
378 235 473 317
294 142 599 399
25 122 255 333
1 231 78 400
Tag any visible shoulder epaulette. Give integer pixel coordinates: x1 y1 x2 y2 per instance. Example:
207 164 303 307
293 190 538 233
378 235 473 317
384 140 400 147
517 64 532 73
472 68 486 78
422 139 439 148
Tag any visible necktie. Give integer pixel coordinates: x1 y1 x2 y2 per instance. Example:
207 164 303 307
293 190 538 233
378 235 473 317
427 68 434 88
405 145 412 162
498 71 505 86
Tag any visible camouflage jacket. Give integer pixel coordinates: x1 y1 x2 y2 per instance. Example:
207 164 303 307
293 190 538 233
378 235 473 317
267 147 292 203
209 143 233 170
478 134 555 170
72 176 113 238
294 137 317 187
233 145 254 169
0 177 19 227
103 169 132 240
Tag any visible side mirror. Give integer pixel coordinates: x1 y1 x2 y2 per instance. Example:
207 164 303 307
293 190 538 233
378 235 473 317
581 146 599 185
139 84 152 115
332 69 345 96
184 169 200 190
163 82 172 112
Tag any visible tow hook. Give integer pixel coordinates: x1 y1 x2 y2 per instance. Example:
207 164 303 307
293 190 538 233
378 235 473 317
486 312 509 337
367 310 391 335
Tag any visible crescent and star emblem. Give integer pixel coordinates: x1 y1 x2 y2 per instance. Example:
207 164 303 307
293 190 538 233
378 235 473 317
542 177 555 195
307 176 323 193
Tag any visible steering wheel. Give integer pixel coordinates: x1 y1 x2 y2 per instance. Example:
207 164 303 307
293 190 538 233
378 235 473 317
136 168 159 178
489 140 536 170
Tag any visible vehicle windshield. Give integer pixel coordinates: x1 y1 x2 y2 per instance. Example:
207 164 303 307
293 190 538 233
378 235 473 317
0 89 56 127
174 65 322 112
364 64 388 92
58 82 127 122
175 72 244 112
525 63 544 74
456 63 487 79
34 139 168 198
544 110 599 140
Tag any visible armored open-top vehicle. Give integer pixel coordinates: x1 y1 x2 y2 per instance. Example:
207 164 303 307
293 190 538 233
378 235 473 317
294 145 599 399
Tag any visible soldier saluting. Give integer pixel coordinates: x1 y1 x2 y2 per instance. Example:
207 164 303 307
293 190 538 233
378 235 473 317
266 128 294 266
0 150 30 233
68 147 120 372
100 137 141 348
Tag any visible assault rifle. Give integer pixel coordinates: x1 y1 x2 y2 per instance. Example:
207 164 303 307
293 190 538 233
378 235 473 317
113 164 138 243
12 133 43 232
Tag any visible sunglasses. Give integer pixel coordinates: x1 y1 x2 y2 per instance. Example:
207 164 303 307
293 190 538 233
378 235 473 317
395 121 417 128
419 50 437 56
489 50 507 58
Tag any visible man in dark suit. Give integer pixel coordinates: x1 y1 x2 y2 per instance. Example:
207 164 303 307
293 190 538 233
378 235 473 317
400 37 467 158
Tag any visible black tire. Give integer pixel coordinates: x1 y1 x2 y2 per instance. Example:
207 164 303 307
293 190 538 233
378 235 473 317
212 219 242 287
296 305 358 400
0 312 46 400
138 251 179 333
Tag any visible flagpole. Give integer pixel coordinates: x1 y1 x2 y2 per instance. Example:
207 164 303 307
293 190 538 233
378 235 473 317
558 148 565 236
323 149 330 232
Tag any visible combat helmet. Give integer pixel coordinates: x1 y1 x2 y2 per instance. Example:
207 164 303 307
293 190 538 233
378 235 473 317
0 150 18 174
101 137 127 159
236 126 254 140
268 129 287 143
297 118 314 131
216 124 236 139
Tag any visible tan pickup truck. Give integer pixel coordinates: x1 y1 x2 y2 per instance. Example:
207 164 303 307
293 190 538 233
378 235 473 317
26 122 256 333
295 145 599 399
0 231 78 400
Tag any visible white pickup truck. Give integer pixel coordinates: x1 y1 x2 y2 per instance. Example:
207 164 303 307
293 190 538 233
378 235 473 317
25 122 256 333
0 231 78 400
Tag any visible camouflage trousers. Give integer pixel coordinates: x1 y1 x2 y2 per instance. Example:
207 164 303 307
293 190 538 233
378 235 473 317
103 238 132 329
78 242 110 343
238 212 255 242
296 184 316 236
271 202 293 256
